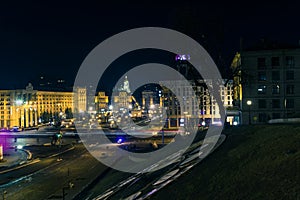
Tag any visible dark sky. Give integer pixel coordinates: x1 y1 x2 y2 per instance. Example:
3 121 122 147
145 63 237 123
1 1 300 90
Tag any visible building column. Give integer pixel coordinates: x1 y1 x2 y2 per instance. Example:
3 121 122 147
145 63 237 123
159 97 163 107
34 110 38 126
21 108 25 128
142 97 145 108
25 109 29 128
3 116 7 128
30 109 33 126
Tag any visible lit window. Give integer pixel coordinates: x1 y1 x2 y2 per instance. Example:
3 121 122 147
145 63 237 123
257 85 267 94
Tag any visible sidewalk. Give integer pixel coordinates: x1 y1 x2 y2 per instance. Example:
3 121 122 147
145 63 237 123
0 148 28 168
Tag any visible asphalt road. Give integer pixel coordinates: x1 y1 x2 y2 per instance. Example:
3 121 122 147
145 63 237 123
82 134 226 200
0 142 109 200
0 128 222 200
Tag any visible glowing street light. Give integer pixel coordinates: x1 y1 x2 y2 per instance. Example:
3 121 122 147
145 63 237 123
16 99 23 106
246 100 252 106
246 100 252 125
150 104 155 109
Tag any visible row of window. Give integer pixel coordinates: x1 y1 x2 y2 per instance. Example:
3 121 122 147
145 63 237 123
257 56 295 69
0 98 10 101
39 98 72 100
258 70 294 81
258 99 294 109
37 102 73 104
38 95 73 98
257 85 294 94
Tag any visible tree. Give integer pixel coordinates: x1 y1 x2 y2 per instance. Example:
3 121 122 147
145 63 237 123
41 111 51 123
65 108 73 119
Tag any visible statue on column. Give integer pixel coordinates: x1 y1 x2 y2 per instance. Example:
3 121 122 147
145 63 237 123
123 76 131 94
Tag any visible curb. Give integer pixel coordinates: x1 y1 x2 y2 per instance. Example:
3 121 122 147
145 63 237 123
0 159 40 175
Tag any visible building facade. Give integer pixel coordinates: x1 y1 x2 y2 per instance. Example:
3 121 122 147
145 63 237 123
95 91 109 112
112 76 133 111
0 83 87 128
160 79 235 129
241 48 300 124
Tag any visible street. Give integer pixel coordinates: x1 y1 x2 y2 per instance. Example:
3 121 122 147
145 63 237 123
0 129 224 200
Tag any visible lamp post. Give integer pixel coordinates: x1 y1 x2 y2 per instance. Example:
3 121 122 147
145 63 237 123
246 100 252 125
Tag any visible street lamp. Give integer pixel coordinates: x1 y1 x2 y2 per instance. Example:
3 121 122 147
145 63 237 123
16 99 23 106
246 100 252 125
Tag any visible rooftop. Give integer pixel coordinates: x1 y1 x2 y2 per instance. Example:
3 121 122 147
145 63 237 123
244 38 300 51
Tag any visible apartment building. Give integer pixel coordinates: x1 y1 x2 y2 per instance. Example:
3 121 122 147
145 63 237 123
160 79 236 128
241 46 300 124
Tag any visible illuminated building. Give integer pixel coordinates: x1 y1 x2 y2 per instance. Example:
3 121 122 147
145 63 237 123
0 90 14 128
160 79 235 128
227 52 243 124
231 52 242 106
95 91 109 112
74 87 87 113
141 90 156 111
112 76 133 111
0 83 87 128
113 91 132 111
159 54 236 129
87 85 97 114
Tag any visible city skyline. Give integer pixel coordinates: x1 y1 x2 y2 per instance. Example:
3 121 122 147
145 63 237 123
0 2 299 199
1 1 300 90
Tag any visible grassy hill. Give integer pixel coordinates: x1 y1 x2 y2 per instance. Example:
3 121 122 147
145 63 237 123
153 125 300 200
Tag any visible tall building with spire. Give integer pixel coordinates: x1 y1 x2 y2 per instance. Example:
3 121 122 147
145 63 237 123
113 76 133 111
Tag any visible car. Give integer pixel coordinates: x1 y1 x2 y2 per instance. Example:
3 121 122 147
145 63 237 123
10 126 21 132
0 127 10 132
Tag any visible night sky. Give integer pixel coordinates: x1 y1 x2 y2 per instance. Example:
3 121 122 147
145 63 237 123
1 1 300 91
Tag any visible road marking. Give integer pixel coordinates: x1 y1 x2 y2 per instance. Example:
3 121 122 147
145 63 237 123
47 146 75 158
0 159 40 175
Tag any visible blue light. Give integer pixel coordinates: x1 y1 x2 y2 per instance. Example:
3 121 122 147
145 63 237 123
117 138 123 144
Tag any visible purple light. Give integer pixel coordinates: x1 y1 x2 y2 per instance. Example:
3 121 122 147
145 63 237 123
175 54 190 61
